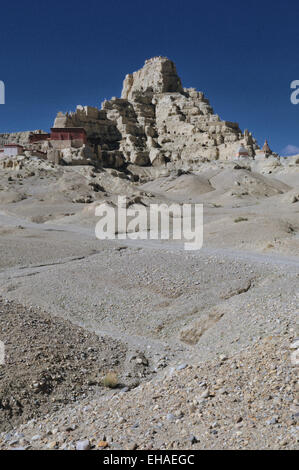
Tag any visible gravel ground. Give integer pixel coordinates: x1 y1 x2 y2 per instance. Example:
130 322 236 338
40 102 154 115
0 334 297 450
0 239 298 362
0 297 157 434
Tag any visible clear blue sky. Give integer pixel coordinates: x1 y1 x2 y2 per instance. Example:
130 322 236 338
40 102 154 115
0 0 299 155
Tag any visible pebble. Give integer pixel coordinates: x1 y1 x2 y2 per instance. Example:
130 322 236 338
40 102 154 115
189 435 198 444
76 439 90 451
177 364 188 371
166 413 176 422
97 440 108 448
219 354 228 361
47 441 58 449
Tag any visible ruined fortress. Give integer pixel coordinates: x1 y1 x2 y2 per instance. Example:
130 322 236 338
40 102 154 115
1 57 271 168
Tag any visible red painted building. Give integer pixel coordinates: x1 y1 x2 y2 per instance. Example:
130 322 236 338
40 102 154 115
29 133 51 143
50 128 87 144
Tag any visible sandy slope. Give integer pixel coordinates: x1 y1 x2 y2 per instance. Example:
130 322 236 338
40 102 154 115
0 158 298 449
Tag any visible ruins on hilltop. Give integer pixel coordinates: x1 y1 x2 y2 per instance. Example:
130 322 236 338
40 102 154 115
0 57 263 167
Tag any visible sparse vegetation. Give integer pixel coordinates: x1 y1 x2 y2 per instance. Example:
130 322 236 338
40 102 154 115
266 243 274 249
234 217 248 223
102 371 119 389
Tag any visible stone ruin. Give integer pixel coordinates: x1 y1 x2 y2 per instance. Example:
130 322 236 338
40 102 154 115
1 57 261 168
49 56 259 168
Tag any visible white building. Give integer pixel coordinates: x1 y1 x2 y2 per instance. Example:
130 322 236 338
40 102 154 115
235 144 249 158
3 144 24 157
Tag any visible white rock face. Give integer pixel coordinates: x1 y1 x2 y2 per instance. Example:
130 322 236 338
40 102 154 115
284 154 299 165
121 56 183 100
59 145 97 166
44 57 261 167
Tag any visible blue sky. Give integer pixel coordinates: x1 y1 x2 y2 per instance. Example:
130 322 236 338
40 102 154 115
0 0 299 155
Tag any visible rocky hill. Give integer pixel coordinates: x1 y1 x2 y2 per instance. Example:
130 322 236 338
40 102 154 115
50 56 258 167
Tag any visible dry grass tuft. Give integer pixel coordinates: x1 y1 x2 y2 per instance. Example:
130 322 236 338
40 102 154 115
102 371 119 389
